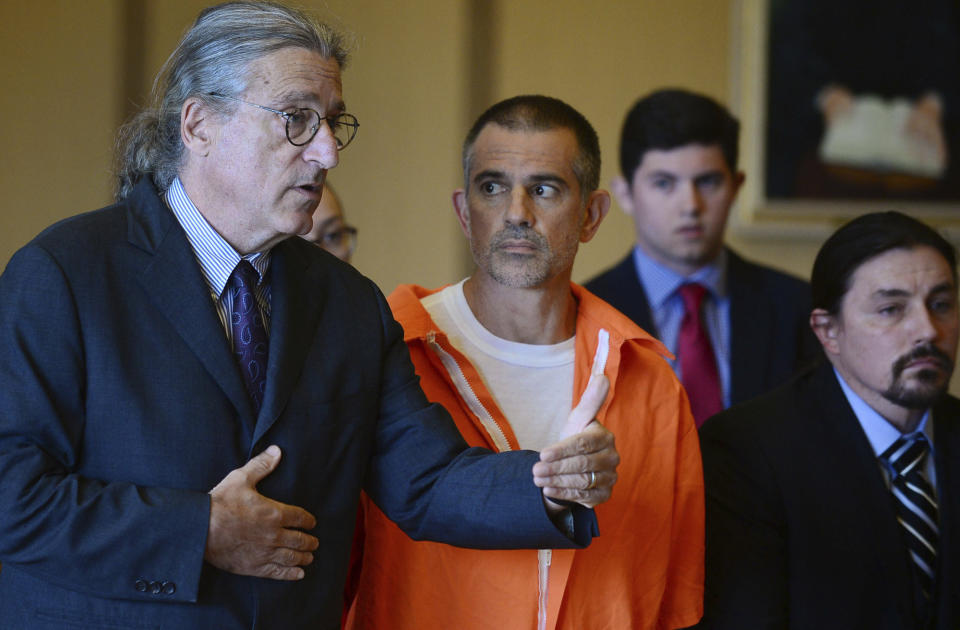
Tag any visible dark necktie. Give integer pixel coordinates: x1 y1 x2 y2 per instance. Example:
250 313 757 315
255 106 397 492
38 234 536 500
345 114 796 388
677 283 723 427
228 260 269 413
881 433 939 603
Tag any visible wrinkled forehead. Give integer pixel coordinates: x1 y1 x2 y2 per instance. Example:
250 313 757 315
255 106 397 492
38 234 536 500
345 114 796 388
468 125 578 173
243 47 344 109
845 245 957 302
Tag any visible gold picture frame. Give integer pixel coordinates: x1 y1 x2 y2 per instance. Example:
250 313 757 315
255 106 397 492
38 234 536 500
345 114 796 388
728 0 960 240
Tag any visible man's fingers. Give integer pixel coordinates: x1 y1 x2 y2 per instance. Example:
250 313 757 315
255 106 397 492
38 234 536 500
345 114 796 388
541 483 613 509
534 452 591 478
260 565 307 581
275 525 320 551
540 421 614 463
534 468 616 490
271 545 316 568
236 445 283 485
273 501 319 531
561 374 609 438
538 470 618 509
205 447 322 581
532 448 620 482
534 419 619 509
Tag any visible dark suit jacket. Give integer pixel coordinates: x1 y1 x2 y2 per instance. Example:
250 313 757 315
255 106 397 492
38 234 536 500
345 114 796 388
584 249 819 406
696 362 960 629
0 179 594 629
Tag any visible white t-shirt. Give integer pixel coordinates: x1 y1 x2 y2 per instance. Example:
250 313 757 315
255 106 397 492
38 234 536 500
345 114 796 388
421 280 575 450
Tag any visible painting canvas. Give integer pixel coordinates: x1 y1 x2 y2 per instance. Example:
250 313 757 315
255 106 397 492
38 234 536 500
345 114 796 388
731 0 960 233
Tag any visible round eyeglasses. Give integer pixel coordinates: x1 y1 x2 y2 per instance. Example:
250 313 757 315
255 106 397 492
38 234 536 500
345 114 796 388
209 93 359 149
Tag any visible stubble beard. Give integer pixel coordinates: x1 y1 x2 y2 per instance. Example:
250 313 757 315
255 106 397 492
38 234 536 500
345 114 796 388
473 226 571 289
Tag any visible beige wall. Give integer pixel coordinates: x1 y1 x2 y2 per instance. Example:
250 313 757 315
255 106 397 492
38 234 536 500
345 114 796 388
4 0 959 392
1 2 122 259
3 0 822 287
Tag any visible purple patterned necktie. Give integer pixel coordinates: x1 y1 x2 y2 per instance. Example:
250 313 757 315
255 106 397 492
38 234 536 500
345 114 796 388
228 260 269 413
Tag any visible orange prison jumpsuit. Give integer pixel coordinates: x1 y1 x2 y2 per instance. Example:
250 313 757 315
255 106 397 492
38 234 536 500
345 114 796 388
344 283 704 630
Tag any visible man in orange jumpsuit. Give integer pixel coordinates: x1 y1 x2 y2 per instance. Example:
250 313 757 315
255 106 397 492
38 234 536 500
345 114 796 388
345 95 704 630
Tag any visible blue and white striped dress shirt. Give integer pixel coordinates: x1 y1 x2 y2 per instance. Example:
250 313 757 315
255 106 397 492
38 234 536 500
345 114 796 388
164 177 272 345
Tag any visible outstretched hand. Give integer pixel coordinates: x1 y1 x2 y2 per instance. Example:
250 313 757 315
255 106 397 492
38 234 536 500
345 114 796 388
533 374 619 509
205 445 319 580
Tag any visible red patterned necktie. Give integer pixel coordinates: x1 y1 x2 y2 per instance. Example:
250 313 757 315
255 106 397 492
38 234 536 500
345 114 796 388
677 283 722 427
229 260 269 413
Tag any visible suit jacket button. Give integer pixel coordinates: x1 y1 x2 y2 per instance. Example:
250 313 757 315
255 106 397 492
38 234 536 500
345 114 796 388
149 580 163 594
134 579 148 593
162 581 176 595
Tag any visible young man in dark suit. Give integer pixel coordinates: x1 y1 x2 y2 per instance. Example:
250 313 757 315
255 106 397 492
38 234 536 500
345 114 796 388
585 89 818 425
697 211 960 629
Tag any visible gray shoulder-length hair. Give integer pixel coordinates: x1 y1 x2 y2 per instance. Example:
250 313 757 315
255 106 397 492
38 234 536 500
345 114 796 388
113 1 349 201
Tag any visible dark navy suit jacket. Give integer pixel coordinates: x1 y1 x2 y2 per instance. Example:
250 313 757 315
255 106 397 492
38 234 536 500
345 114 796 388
585 249 819 406
0 179 594 629
696 362 960 629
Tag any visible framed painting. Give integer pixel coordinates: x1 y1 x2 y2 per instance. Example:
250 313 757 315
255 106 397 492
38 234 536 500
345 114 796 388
729 0 960 239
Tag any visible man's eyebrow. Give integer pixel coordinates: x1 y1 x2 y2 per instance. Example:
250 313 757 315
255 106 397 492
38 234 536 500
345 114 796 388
871 288 911 299
693 169 726 181
930 281 957 296
645 169 677 179
472 169 507 184
871 281 957 299
526 173 568 187
273 90 345 113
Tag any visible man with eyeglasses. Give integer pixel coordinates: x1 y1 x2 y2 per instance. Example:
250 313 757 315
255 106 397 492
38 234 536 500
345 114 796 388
0 3 618 628
301 182 358 263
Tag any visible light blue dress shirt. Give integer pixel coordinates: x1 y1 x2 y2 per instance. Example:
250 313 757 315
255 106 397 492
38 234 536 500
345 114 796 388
632 246 732 407
834 367 937 490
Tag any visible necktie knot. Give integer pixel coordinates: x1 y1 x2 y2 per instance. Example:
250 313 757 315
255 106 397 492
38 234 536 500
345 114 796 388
231 259 260 291
678 282 708 315
881 432 932 479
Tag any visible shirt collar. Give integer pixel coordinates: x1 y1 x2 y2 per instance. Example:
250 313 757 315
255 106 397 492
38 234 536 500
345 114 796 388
632 245 727 310
833 366 932 458
164 177 271 298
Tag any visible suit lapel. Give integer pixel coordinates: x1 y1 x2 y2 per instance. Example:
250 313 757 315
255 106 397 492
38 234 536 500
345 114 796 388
252 240 327 444
806 364 921 624
612 254 658 335
727 251 774 405
932 398 960 628
127 179 256 436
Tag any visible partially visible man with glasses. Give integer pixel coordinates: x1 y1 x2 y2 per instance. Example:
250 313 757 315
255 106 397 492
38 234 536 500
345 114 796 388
0 2 619 628
300 182 358 262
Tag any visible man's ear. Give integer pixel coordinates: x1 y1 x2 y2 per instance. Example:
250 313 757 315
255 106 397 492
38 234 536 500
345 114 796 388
730 170 746 201
611 175 633 216
452 188 471 238
181 97 216 157
810 308 840 354
579 190 611 243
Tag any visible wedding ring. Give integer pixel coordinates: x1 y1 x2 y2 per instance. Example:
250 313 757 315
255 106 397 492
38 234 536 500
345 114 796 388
586 470 597 490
